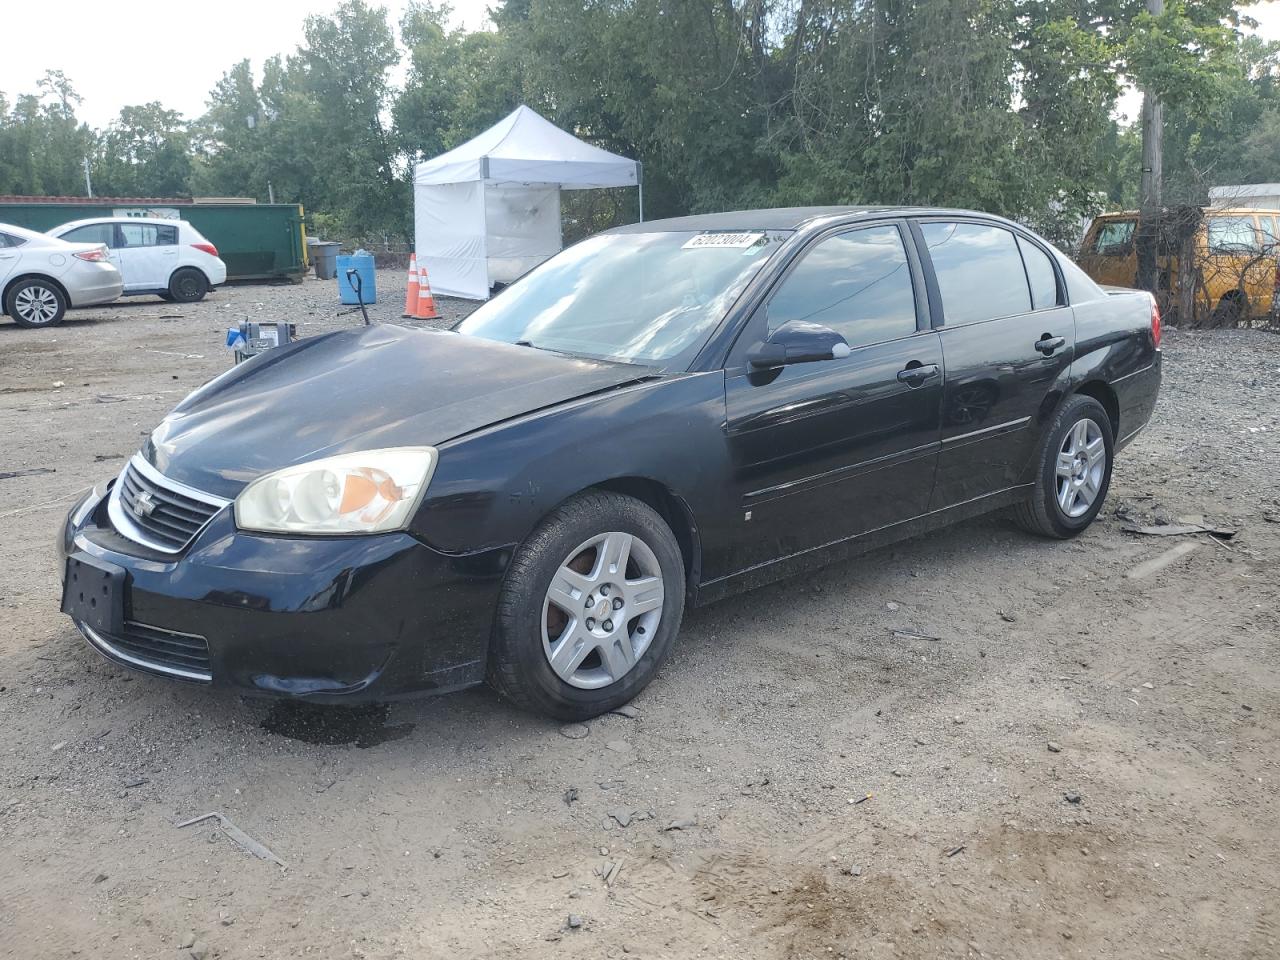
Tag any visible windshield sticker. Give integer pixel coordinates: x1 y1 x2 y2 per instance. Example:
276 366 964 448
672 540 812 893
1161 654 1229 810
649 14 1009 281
682 232 766 250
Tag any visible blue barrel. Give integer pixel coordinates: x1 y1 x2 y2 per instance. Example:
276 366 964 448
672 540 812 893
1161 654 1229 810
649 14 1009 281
337 250 377 304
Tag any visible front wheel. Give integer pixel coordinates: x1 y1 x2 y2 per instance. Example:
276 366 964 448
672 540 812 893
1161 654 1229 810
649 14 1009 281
6 278 67 328
489 491 686 721
1014 394 1114 539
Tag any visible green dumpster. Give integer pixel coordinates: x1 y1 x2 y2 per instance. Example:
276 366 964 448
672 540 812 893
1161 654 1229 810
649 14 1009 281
0 197 309 282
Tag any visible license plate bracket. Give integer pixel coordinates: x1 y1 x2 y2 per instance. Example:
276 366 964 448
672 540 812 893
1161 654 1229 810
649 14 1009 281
61 553 126 635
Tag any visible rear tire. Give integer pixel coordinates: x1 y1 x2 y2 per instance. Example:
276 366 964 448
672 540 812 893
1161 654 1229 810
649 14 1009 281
5 278 67 328
168 268 208 303
489 491 686 721
1014 394 1114 539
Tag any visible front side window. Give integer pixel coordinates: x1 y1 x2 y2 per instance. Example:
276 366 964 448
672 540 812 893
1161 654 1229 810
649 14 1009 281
62 223 114 247
1092 220 1136 254
766 225 918 348
921 222 1032 325
455 229 791 369
1207 217 1260 254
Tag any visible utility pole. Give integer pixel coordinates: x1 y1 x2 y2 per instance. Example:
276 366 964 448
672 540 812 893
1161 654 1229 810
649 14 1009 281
83 156 93 198
1136 0 1164 294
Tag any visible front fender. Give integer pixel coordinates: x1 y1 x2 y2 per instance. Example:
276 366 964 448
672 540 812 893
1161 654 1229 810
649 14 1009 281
411 372 732 572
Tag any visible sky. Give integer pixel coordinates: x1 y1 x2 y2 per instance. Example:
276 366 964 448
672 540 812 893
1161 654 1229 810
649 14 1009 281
1 1 1279 129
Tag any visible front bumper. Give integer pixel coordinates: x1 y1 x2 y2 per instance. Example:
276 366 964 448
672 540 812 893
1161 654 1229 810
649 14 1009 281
58 484 505 702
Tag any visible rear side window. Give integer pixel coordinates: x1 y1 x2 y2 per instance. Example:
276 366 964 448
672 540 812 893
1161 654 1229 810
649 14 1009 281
1207 217 1260 254
766 224 918 349
1092 220 1135 254
1017 236 1060 310
0 231 25 248
920 222 1031 325
156 224 179 245
61 223 114 246
119 223 161 247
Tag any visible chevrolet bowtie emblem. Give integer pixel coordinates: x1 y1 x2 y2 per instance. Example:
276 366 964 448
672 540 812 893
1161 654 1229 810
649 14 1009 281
133 491 158 519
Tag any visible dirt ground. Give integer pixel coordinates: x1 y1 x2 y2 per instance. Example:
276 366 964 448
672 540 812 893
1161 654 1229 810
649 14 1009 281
1 270 1278 960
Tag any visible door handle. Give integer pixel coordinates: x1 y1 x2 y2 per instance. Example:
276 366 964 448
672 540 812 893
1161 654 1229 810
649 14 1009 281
897 362 940 386
1035 334 1067 356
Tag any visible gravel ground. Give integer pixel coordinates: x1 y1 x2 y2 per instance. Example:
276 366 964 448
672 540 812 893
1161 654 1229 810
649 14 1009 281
1 271 1278 960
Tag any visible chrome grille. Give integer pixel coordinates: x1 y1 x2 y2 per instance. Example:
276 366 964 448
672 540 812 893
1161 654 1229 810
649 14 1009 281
108 455 230 553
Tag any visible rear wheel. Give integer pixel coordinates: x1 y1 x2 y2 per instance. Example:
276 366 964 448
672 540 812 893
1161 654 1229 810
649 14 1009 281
489 491 685 721
5 278 67 328
1014 394 1114 539
168 268 208 303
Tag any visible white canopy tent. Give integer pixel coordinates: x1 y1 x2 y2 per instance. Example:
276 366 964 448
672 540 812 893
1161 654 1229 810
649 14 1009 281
413 105 641 300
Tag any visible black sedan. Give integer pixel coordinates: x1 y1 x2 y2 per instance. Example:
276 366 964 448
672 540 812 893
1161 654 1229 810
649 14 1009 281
58 207 1162 720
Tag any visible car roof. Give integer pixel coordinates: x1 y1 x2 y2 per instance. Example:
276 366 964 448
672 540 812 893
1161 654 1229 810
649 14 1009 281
54 216 184 229
606 205 1029 234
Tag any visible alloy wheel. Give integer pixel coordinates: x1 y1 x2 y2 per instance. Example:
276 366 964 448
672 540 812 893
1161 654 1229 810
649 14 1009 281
541 531 665 690
1055 418 1106 518
14 285 59 325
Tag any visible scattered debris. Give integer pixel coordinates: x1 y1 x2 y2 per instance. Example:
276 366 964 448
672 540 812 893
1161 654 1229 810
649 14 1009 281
842 864 863 876
886 601 900 612
179 933 197 950
1047 741 1062 753
124 776 148 788
50 741 66 753
92 873 108 884
848 793 873 805
566 914 583 930
551 868 569 879
609 704 640 719
1064 792 1082 805
0 467 55 481
559 723 589 740
608 808 635 828
605 740 631 753
664 817 697 831
893 629 941 642
946 844 966 857
1123 522 1236 539
999 610 1017 622
177 812 286 867
604 858 624 886
1126 542 1200 580
563 787 579 806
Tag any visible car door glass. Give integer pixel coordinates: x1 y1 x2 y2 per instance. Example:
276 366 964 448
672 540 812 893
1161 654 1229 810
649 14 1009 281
118 223 160 248
1206 217 1259 254
921 222 1032 325
62 223 114 246
156 224 179 245
1016 236 1060 310
1093 221 1135 254
766 225 917 349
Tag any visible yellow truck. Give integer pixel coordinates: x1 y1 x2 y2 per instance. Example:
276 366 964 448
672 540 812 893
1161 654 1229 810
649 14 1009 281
1078 208 1280 323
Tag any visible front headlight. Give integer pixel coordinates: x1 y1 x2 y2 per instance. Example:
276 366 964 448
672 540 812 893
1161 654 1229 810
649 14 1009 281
234 447 438 535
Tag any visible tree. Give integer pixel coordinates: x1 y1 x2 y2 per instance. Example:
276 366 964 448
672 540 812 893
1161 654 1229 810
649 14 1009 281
94 102 193 196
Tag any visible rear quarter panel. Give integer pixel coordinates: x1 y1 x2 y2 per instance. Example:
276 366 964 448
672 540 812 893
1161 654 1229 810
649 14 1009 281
1069 289 1161 446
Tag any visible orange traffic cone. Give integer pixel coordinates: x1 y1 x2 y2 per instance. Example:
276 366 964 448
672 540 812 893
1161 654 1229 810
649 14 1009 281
414 262 440 320
401 254 420 318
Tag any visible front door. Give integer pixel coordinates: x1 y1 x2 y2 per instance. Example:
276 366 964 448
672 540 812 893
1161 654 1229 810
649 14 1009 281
913 219 1076 508
720 222 943 575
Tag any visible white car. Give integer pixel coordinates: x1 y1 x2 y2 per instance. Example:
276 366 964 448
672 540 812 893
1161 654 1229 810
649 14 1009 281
49 217 227 303
0 222 124 328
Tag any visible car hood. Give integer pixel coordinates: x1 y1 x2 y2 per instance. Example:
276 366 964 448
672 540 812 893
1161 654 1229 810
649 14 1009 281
145 323 657 499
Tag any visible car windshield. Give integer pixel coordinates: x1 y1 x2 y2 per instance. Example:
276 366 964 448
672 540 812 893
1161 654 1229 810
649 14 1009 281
455 229 792 369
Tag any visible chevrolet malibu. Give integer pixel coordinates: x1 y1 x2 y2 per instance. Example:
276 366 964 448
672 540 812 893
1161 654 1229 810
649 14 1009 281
59 207 1162 720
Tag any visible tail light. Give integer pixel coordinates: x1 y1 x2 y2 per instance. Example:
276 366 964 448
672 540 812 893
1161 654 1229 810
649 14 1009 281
192 242 219 257
1150 294 1162 347
74 246 108 262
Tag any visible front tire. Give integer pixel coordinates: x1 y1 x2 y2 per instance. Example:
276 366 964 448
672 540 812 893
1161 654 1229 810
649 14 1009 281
168 268 208 303
1014 394 1114 539
489 491 686 721
6 278 67 328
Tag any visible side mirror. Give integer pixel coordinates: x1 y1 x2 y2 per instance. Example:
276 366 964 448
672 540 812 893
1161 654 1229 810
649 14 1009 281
747 321 851 370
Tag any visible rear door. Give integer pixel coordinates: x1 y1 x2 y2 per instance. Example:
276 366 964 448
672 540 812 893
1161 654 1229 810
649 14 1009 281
913 218 1075 509
116 222 177 290
721 221 943 572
